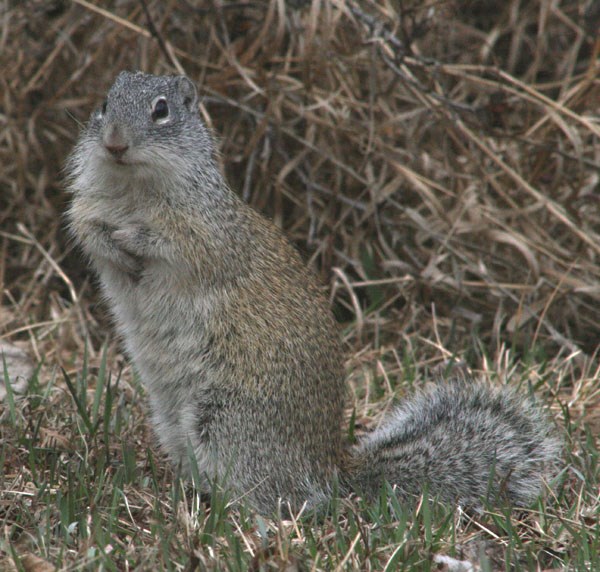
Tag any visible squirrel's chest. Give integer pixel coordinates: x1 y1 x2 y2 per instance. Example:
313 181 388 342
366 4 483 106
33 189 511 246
104 270 216 387
100 264 215 363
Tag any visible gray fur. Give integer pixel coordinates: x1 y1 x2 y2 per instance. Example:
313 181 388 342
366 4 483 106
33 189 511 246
350 381 561 507
66 71 561 514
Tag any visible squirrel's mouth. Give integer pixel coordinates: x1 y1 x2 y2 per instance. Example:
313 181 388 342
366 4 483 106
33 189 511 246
101 151 131 166
98 144 145 168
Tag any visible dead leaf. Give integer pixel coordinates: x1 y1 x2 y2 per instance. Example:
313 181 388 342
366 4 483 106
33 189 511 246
19 553 57 572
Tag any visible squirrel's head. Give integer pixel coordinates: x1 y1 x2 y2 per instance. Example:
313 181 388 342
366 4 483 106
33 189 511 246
67 71 219 199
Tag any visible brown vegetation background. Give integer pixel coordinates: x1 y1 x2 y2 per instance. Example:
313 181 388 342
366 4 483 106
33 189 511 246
1 0 599 376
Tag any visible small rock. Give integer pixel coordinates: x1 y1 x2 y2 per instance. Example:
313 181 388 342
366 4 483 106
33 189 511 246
0 341 33 401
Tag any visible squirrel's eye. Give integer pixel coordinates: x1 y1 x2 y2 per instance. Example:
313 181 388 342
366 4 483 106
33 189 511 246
151 97 169 122
97 100 108 118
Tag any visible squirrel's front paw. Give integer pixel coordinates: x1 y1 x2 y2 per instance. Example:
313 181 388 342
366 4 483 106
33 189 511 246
112 225 170 263
112 225 153 257
80 221 141 274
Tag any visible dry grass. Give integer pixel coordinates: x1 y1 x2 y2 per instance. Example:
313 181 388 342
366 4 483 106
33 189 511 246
1 0 599 570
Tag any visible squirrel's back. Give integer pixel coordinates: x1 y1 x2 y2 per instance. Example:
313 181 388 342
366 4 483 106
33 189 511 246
66 71 561 515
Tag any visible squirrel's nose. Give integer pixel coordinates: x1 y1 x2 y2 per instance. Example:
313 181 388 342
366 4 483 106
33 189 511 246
103 125 130 159
105 142 129 159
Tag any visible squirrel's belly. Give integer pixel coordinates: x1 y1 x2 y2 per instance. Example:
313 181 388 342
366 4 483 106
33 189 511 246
99 266 216 386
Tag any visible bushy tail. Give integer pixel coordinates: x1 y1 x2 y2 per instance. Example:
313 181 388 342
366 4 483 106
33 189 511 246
346 380 562 508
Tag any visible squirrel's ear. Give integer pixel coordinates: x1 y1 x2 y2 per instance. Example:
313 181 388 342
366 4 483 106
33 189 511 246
177 76 198 112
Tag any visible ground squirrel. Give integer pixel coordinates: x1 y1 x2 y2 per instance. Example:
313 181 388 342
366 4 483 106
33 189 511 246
66 71 561 514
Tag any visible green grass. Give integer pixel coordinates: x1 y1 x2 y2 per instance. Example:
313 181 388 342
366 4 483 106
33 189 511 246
1 347 598 571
